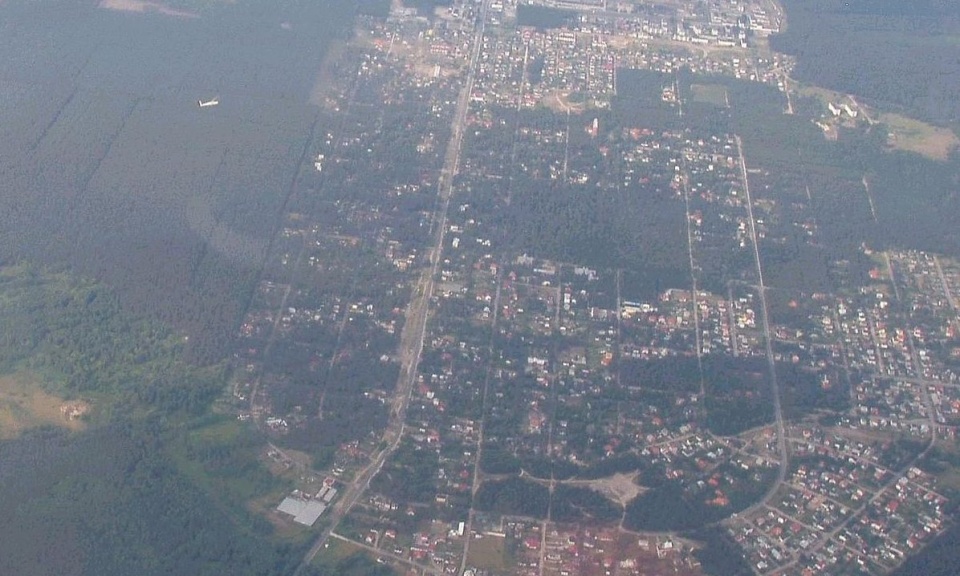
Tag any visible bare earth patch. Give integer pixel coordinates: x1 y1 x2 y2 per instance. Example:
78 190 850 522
542 90 585 114
99 0 199 19
593 471 644 506
412 62 458 80
881 112 959 161
825 425 896 444
0 373 88 439
574 471 644 507
798 83 958 160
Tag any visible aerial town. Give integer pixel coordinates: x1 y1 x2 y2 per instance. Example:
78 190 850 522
222 1 960 574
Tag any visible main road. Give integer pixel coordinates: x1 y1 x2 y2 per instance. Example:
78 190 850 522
729 135 789 519
294 2 490 572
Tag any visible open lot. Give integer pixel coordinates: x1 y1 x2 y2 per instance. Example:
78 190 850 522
467 532 510 573
578 472 643 507
99 0 198 18
881 112 959 160
0 372 87 439
690 83 728 107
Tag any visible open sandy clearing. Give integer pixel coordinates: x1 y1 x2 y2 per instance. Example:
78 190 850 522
99 0 199 19
881 112 959 161
0 373 89 439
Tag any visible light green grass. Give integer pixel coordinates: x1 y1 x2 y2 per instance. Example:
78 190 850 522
690 83 728 107
467 533 510 572
0 371 89 439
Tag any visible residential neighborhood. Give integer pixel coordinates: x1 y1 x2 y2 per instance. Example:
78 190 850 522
216 1 960 575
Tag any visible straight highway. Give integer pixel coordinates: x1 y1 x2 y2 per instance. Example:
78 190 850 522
731 134 789 518
294 2 490 572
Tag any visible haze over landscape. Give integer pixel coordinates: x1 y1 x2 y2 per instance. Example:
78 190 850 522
0 1 959 575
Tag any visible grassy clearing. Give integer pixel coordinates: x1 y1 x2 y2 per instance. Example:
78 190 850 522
542 90 586 113
934 467 960 494
797 84 958 160
98 0 199 18
0 372 88 438
690 83 728 107
171 418 285 498
167 416 294 540
798 84 846 105
314 537 367 566
880 112 959 160
467 532 510 572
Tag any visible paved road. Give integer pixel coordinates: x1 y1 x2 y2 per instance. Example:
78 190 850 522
765 424 937 576
679 157 707 401
933 255 960 313
757 250 941 575
328 532 443 576
730 135 789 520
458 275 501 575
294 4 489 573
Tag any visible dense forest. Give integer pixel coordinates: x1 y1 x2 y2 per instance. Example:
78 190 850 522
692 528 755 576
0 265 313 575
550 485 622 524
621 462 775 533
474 477 551 518
772 0 960 127
0 0 359 363
892 519 960 576
0 265 223 415
492 175 689 276
666 65 960 265
516 5 579 29
0 1 388 574
370 438 440 504
623 483 702 531
0 424 302 576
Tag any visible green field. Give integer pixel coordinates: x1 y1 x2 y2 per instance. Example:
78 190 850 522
466 533 511 572
690 83 728 107
314 538 367 566
0 372 89 439
311 537 395 576
880 112 959 160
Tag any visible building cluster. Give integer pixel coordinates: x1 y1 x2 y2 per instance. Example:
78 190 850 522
728 249 960 574
277 478 340 527
217 1 960 574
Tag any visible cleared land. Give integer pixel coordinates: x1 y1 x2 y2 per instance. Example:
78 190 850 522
542 89 586 113
466 532 510 572
582 472 644 507
690 83 729 107
313 537 368 567
99 0 199 18
798 84 847 104
881 112 959 161
797 84 958 160
0 373 87 439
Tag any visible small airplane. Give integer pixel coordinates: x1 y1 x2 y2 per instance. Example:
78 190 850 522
197 97 220 108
